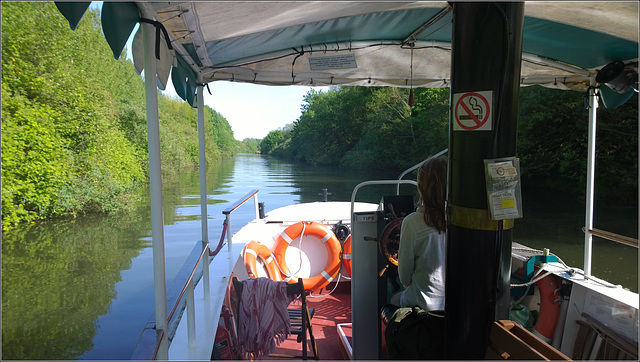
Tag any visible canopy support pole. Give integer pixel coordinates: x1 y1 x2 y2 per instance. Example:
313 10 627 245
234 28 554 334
142 20 169 360
584 78 598 278
446 2 524 359
197 83 211 298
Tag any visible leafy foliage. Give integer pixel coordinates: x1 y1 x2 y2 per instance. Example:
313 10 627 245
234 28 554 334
2 212 150 360
518 86 638 200
263 84 636 202
1 2 237 230
239 138 261 153
280 86 448 170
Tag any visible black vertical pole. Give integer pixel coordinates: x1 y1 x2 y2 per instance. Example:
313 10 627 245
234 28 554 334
445 2 524 359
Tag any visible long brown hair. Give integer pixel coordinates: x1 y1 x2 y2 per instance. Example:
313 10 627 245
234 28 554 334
417 156 447 233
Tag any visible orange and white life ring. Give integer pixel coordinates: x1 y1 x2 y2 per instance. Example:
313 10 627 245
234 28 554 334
242 240 282 281
274 221 341 291
533 274 561 343
342 235 352 277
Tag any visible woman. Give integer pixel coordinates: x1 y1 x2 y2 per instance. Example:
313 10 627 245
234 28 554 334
392 156 447 311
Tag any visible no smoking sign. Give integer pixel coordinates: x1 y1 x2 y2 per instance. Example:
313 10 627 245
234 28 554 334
453 91 492 131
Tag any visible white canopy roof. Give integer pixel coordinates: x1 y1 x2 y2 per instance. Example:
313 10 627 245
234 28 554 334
142 2 637 91
57 1 638 105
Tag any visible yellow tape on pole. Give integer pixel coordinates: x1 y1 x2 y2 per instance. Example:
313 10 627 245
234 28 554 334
449 204 514 231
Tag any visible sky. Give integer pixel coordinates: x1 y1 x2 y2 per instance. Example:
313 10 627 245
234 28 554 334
161 80 322 141
205 83 317 141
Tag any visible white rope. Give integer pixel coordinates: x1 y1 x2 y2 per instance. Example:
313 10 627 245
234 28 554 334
308 272 342 298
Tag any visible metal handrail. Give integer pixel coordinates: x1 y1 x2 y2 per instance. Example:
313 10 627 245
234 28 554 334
167 242 210 323
146 191 261 358
583 227 639 248
223 189 259 215
351 180 419 218
396 148 447 194
222 189 260 252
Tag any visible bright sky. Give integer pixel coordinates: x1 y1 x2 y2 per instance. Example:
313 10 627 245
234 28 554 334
162 80 322 141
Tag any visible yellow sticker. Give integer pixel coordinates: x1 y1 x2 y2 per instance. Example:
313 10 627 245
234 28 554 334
501 199 515 209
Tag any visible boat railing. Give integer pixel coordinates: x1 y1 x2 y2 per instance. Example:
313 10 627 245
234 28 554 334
396 148 448 194
131 240 210 360
351 180 418 218
222 189 260 252
167 242 210 348
132 190 260 360
583 227 639 249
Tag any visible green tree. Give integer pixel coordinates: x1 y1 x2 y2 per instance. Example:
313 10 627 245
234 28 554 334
1 2 238 229
517 86 638 200
291 87 376 165
1 88 72 226
2 2 144 227
239 138 261 153
289 86 449 170
261 130 288 154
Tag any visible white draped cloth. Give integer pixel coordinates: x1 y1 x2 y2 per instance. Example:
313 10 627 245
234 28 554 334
237 277 296 359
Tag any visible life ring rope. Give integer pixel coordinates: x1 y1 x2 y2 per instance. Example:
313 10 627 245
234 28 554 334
274 221 342 292
242 240 282 281
280 221 307 279
341 235 352 277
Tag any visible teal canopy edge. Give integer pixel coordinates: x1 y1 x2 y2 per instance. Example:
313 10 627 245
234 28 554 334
55 2 91 30
172 55 198 108
102 2 139 60
54 1 198 107
183 7 449 68
523 17 638 70
180 11 636 72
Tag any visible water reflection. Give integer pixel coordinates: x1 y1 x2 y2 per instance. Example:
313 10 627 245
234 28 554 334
1 212 150 360
514 186 638 292
1 158 238 360
1 154 636 360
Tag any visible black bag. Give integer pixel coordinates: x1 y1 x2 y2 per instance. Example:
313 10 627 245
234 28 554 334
384 306 445 360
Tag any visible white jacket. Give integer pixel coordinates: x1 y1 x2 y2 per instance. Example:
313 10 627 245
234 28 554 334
397 211 446 311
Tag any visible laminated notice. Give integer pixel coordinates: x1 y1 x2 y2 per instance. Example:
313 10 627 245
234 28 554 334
309 54 357 70
484 159 522 220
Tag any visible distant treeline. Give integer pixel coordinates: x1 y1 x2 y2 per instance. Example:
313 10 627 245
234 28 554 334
259 85 638 202
1 2 238 230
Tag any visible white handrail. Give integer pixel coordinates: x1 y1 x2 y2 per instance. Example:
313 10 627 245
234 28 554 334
148 191 260 358
222 189 260 251
351 180 418 218
396 148 448 194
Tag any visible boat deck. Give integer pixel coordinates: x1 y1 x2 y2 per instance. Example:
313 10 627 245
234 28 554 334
267 281 352 360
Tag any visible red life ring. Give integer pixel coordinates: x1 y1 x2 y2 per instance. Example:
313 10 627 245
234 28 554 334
342 235 352 277
274 221 341 291
533 274 561 342
242 240 282 281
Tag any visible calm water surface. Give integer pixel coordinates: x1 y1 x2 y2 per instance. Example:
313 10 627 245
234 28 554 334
1 153 637 360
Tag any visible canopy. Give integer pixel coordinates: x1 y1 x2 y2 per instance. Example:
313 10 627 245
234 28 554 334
57 1 638 107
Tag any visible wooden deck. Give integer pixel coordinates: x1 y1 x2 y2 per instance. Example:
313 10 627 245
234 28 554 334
266 281 352 360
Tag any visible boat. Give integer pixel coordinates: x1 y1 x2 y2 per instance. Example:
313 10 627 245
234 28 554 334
165 165 638 360
51 1 638 360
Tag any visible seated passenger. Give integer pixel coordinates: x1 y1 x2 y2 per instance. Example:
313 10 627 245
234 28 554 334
391 156 447 311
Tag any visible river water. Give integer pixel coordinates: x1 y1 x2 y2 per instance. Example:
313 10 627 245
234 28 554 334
1 153 637 360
